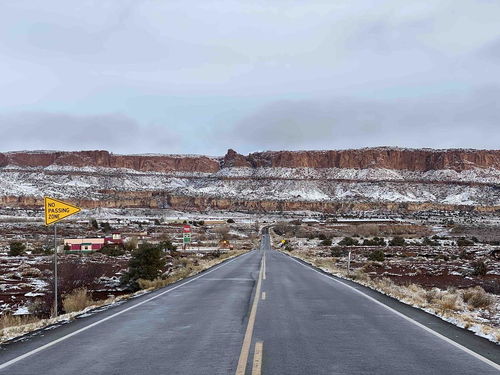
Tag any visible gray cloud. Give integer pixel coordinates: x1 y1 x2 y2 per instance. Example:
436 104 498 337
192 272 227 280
0 112 179 154
228 88 500 152
0 1 499 155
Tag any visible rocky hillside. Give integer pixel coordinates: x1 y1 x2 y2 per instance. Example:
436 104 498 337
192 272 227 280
0 148 499 213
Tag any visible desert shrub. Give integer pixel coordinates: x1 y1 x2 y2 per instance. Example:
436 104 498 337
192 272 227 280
461 287 493 309
318 233 328 241
367 250 385 262
284 245 293 252
159 238 177 252
177 257 192 267
215 225 230 241
20 266 42 278
320 239 332 246
273 222 295 236
338 237 359 246
100 222 112 233
434 254 449 262
437 294 459 312
432 235 449 240
362 237 386 246
330 247 347 257
424 289 439 304
209 249 222 258
124 236 139 251
457 237 474 247
389 237 406 246
62 288 94 313
27 299 48 317
471 260 487 276
9 241 26 256
100 244 125 256
458 249 471 260
226 218 235 223
122 243 166 290
422 237 440 246
36 259 108 317
483 279 500 294
31 246 53 255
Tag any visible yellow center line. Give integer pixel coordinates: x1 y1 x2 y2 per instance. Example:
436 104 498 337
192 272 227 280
261 292 266 300
235 256 264 375
263 255 266 280
252 341 264 375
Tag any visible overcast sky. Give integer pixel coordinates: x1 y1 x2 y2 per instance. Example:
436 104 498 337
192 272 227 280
0 0 499 155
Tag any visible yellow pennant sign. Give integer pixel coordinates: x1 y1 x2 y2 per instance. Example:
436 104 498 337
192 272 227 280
44 197 81 226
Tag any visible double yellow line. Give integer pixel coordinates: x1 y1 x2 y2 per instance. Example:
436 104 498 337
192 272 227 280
235 255 266 375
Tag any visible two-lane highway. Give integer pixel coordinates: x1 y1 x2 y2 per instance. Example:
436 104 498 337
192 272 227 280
1 231 499 374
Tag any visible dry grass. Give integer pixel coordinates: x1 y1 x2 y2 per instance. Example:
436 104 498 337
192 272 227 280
0 314 39 331
424 288 439 304
436 294 460 313
62 288 94 313
461 287 494 309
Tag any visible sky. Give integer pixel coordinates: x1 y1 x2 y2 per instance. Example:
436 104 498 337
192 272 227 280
0 0 499 156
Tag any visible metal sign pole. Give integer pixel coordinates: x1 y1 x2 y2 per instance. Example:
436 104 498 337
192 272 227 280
54 223 58 318
44 197 81 318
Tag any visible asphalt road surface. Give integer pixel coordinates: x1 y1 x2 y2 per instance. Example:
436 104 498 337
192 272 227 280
1 231 499 374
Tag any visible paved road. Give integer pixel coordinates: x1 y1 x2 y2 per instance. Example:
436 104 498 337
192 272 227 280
0 231 498 374
254 233 499 374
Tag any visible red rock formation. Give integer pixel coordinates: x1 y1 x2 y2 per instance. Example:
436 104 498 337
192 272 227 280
2 148 499 172
222 149 252 168
3 151 220 173
246 148 500 171
1 148 499 214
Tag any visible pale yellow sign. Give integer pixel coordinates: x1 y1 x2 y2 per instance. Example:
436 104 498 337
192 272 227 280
44 197 81 226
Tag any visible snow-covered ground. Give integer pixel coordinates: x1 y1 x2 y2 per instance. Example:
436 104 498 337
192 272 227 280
0 165 499 206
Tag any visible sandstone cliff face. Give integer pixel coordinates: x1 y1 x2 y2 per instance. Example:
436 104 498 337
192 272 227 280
222 149 252 168
244 148 500 171
2 148 499 172
1 151 220 173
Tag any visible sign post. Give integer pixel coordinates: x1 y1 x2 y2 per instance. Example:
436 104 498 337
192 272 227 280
182 225 191 249
44 197 81 317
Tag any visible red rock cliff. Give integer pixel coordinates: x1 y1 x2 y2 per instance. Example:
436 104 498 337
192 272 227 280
244 148 500 171
1 147 499 173
1 151 220 173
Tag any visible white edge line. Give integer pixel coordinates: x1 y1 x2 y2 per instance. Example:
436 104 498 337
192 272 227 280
0 251 252 370
282 252 500 371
